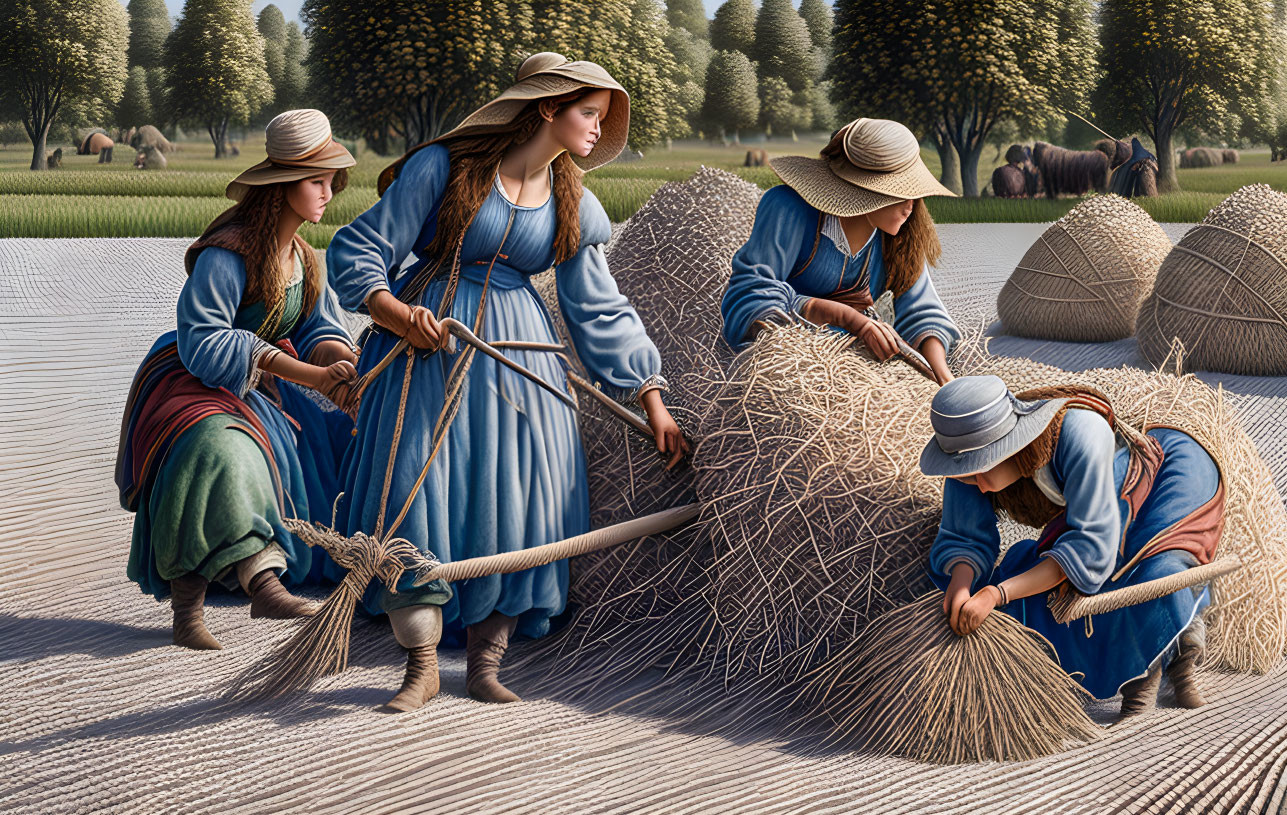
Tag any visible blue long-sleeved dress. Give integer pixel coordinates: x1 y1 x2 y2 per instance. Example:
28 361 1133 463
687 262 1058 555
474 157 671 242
121 245 355 598
720 184 960 351
928 409 1222 698
327 144 665 639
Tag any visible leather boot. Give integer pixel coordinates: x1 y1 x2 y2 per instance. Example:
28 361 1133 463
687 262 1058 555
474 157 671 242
170 573 222 650
466 611 521 704
246 569 320 619
1117 664 1162 722
383 604 443 712
1167 624 1207 709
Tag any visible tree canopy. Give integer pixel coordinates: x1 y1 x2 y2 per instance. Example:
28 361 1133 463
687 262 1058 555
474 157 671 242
666 0 708 38
164 0 272 157
752 0 815 93
710 0 755 55
115 65 154 132
127 0 171 69
1096 0 1277 191
0 0 128 169
702 49 758 141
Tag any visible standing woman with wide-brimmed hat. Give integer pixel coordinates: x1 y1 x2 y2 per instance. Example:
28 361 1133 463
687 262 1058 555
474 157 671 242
116 110 360 650
721 118 961 384
327 52 689 711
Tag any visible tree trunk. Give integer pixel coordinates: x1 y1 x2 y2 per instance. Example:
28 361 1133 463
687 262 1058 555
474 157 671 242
1154 127 1178 193
932 133 962 195
29 125 48 171
958 140 983 198
209 121 226 159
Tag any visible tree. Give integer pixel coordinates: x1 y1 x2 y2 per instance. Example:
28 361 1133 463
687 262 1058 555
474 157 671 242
702 49 758 142
798 0 833 52
116 65 154 132
127 0 171 69
0 0 128 170
804 79 837 132
759 75 808 139
258 4 288 106
710 0 755 55
1097 0 1278 191
752 0 814 92
665 23 712 133
830 0 1095 197
303 1 530 154
666 0 708 38
535 0 685 147
164 0 272 158
277 23 309 113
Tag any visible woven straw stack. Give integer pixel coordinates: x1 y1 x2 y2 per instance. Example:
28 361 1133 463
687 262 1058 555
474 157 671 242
997 195 1170 342
1137 184 1287 376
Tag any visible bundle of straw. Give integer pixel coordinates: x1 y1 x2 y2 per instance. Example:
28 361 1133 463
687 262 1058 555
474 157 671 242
802 593 1100 763
954 334 1287 673
997 194 1170 342
1137 184 1287 376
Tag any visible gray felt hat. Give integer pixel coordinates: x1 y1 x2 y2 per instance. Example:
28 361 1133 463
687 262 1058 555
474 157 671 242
919 375 1070 477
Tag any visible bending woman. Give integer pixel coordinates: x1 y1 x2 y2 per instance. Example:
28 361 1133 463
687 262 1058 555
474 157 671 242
721 118 960 384
920 375 1223 719
116 110 359 650
327 53 688 712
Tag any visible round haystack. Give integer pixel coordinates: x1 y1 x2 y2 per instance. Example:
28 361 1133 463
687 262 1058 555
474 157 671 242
1137 184 1287 375
1180 147 1223 168
1222 149 1240 164
997 194 1171 342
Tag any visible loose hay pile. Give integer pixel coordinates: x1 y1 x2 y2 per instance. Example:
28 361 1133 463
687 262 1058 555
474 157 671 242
803 593 1100 763
1136 184 1287 376
997 195 1171 342
955 334 1287 673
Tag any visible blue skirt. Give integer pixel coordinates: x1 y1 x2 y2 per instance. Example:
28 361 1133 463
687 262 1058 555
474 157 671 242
335 269 585 641
993 428 1218 699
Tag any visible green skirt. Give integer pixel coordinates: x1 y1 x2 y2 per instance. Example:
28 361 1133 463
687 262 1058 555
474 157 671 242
127 414 283 597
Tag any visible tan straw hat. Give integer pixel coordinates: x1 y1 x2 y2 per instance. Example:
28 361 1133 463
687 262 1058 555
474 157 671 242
225 109 356 201
770 118 958 217
435 51 630 171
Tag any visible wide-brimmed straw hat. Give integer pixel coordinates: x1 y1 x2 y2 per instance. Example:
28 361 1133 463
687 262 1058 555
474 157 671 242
771 118 958 217
919 376 1071 478
435 51 630 171
225 109 355 201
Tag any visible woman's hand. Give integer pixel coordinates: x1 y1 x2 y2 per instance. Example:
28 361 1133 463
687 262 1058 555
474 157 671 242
368 290 444 350
309 360 358 402
955 585 1002 636
852 314 900 362
308 339 358 368
641 389 690 470
918 337 954 386
943 562 975 633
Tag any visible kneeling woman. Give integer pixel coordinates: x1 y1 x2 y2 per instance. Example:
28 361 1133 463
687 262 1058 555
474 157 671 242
116 110 359 650
720 118 961 384
920 376 1224 718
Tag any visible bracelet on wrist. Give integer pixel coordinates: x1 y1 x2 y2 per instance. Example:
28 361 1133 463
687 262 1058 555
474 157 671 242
993 583 1009 607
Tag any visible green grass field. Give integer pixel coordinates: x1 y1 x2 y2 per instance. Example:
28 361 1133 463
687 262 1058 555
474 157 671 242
3 134 1285 244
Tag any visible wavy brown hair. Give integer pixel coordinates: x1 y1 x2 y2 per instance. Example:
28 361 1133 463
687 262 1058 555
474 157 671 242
988 385 1114 529
819 139 941 297
400 91 589 268
201 168 350 321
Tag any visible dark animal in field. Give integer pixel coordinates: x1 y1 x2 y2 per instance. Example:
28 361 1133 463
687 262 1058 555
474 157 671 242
79 131 113 157
744 148 767 167
1094 138 1132 170
1109 137 1159 198
1032 141 1110 198
46 148 63 168
1179 147 1222 168
1222 149 1239 164
130 125 175 154
991 163 1026 198
76 128 107 155
134 144 167 170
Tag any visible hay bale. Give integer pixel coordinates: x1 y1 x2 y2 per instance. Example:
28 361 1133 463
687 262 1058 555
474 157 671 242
805 593 1100 763
953 334 1287 673
997 194 1171 342
1179 147 1222 168
1222 149 1240 164
131 125 174 154
1137 184 1287 375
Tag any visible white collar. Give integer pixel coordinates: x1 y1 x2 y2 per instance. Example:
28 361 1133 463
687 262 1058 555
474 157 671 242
1032 465 1067 507
823 214 878 258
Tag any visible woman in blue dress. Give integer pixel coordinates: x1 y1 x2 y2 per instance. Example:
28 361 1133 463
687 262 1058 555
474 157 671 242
116 110 359 650
327 53 688 711
920 376 1225 719
721 118 960 384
